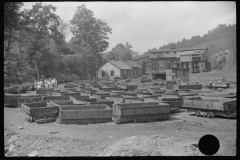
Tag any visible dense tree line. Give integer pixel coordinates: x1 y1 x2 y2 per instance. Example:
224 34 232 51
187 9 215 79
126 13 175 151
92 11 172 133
4 3 112 86
135 24 236 59
103 42 134 61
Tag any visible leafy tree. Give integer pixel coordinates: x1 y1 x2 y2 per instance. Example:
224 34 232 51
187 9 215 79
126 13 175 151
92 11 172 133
104 43 134 61
4 2 36 85
70 4 112 80
126 42 133 50
19 3 64 80
170 44 176 49
4 51 34 85
4 2 23 52
58 19 70 39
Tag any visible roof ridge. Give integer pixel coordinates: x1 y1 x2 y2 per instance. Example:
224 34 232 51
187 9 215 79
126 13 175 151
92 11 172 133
108 60 132 69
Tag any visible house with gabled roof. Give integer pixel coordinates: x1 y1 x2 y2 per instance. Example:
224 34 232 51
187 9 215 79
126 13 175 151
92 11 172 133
97 60 143 79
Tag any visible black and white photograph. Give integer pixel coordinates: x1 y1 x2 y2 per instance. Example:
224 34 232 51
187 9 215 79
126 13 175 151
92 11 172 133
4 1 236 157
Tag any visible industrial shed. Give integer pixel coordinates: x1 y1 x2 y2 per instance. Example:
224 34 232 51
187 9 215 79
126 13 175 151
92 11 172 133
97 60 143 79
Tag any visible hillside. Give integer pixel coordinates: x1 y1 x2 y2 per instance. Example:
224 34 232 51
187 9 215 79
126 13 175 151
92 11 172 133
134 24 236 60
134 34 235 60
194 35 236 57
193 35 235 49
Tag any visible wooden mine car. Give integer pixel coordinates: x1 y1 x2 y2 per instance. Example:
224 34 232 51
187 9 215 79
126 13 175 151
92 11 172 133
178 84 203 90
52 90 68 96
56 104 112 124
211 82 230 89
105 97 125 104
81 98 114 108
22 101 59 123
64 85 78 88
112 102 170 124
4 94 22 107
159 97 183 111
56 92 81 100
42 95 66 101
143 97 183 111
178 93 199 97
36 88 54 96
69 95 92 101
99 87 114 92
129 91 152 96
124 99 144 103
117 84 138 91
4 86 19 94
150 89 166 94
137 95 158 100
206 79 230 89
184 96 236 118
50 100 86 106
92 92 120 99
64 88 78 92
136 88 149 92
105 96 141 104
18 95 43 106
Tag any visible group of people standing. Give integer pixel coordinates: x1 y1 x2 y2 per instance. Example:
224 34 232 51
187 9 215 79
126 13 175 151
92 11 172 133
34 78 58 89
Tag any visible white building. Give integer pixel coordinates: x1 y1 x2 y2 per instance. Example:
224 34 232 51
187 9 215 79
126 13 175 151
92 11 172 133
97 60 143 79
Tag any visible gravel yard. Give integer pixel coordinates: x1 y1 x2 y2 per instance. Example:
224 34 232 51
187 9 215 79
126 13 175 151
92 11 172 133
4 103 236 156
4 71 237 157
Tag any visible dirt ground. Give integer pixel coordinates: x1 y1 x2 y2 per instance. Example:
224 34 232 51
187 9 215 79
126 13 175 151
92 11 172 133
4 106 236 157
4 72 237 157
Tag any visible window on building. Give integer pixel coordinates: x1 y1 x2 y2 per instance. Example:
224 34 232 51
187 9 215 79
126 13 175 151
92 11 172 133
111 70 114 76
102 71 105 77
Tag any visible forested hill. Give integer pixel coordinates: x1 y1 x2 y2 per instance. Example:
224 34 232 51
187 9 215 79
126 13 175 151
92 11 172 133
134 24 236 60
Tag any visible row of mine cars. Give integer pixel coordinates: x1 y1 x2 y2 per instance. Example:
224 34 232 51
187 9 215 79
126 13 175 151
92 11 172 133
4 80 236 125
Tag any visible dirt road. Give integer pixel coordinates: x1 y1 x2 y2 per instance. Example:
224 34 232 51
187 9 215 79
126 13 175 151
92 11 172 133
4 105 236 156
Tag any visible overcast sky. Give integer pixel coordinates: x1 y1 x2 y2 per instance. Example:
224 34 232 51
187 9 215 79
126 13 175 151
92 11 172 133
22 1 236 54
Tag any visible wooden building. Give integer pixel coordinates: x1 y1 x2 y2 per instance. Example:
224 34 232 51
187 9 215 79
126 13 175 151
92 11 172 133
121 60 143 79
134 47 211 80
97 60 143 79
165 62 189 89
166 62 189 81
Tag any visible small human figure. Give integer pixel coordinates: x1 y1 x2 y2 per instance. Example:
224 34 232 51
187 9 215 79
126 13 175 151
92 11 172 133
44 79 48 88
49 78 53 88
54 78 58 87
34 80 37 90
209 82 212 90
37 80 42 89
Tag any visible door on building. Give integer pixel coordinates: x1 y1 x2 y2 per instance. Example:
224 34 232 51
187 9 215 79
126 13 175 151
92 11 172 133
102 71 105 77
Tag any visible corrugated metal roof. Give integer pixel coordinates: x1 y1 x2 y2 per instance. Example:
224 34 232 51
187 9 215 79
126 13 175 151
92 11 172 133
149 47 208 53
179 50 205 56
108 60 132 70
121 60 143 68
133 54 149 61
